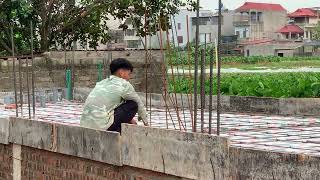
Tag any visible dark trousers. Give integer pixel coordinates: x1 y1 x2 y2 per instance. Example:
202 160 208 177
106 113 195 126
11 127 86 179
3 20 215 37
107 100 138 132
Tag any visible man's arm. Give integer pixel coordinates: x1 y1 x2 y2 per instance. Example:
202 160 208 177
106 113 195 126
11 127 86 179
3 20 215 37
121 82 148 125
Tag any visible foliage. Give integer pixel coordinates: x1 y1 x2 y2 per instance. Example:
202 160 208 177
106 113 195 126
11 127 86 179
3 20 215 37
167 52 320 66
169 73 320 98
0 0 196 54
312 22 320 41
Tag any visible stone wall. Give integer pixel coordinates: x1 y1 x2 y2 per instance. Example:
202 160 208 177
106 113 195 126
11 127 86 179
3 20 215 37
1 117 320 180
0 50 163 93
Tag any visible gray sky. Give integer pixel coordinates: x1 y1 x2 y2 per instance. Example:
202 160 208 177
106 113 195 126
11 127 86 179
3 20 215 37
201 0 319 12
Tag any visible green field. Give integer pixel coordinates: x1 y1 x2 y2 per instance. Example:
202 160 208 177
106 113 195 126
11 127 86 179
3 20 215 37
168 73 320 98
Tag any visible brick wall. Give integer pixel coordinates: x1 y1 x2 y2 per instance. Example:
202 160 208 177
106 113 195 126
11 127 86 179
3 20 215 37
19 145 183 180
0 144 12 180
0 50 163 93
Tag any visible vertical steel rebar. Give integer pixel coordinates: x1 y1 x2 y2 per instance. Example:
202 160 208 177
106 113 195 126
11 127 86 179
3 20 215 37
144 8 148 120
186 15 194 130
11 27 18 117
18 58 23 117
71 41 75 100
217 0 222 136
30 21 36 117
26 57 31 119
171 15 188 129
193 0 200 132
200 49 205 133
209 49 214 134
158 17 169 129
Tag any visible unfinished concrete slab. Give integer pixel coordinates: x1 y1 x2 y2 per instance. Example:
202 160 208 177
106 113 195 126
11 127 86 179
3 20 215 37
2 102 320 157
121 124 229 180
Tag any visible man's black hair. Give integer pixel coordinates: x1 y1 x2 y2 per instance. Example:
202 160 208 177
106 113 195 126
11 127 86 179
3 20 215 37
110 58 133 75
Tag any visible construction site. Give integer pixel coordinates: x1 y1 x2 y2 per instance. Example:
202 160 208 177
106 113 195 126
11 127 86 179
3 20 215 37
1 0 320 180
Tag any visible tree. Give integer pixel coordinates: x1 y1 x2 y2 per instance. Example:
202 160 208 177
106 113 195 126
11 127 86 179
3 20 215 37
0 0 196 55
312 22 320 41
0 0 36 55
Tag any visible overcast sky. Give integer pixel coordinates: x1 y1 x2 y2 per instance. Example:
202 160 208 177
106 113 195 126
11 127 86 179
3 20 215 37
201 0 319 12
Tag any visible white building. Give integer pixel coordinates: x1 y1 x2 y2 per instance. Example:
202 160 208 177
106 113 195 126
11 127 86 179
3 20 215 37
169 9 214 47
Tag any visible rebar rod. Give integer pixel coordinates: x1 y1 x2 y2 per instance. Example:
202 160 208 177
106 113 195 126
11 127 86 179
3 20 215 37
209 48 214 134
193 0 200 132
31 21 36 117
200 49 205 133
11 27 18 117
186 15 194 130
26 57 31 119
18 57 23 117
217 0 222 136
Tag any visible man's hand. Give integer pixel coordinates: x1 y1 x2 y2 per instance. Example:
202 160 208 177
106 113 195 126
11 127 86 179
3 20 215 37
143 121 149 126
138 116 149 126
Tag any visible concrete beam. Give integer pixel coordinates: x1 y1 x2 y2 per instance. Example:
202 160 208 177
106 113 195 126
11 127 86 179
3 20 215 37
9 117 53 150
0 117 10 144
121 124 230 180
279 98 320 116
56 125 122 166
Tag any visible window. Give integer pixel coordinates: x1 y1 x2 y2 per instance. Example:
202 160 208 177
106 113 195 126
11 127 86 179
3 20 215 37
177 36 183 44
178 23 181 30
243 31 247 38
127 40 141 48
125 29 135 36
236 31 240 37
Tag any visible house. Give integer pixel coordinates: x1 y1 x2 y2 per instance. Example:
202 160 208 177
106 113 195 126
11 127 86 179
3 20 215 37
233 2 287 40
190 10 235 44
277 24 304 40
169 9 214 47
288 8 320 40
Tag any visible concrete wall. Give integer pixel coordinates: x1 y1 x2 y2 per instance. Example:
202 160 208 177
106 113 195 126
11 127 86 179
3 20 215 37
0 50 163 93
72 89 320 116
192 11 235 43
1 117 320 179
262 11 287 40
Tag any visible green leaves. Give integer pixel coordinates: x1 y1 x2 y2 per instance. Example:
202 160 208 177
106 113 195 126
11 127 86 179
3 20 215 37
0 0 196 54
169 73 320 98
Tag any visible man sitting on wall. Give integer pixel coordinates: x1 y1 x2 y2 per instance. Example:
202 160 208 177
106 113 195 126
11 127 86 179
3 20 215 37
80 58 148 132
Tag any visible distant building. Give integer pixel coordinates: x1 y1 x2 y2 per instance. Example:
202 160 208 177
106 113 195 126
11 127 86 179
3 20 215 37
190 10 235 44
169 9 214 47
288 8 320 40
277 24 304 40
233 2 287 41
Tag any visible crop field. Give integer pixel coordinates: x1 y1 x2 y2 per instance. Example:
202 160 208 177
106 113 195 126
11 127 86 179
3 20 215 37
168 73 320 98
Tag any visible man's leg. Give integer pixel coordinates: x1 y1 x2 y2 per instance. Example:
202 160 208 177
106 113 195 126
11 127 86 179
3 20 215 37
107 100 138 132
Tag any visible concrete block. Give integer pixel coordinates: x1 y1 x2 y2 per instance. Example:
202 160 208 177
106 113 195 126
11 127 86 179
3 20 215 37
279 98 320 116
230 96 279 114
121 124 229 180
0 117 10 144
56 124 122 166
9 117 53 150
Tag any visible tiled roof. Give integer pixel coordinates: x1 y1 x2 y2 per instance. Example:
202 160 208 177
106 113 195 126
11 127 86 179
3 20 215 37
288 8 317 17
236 2 286 12
277 24 304 34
